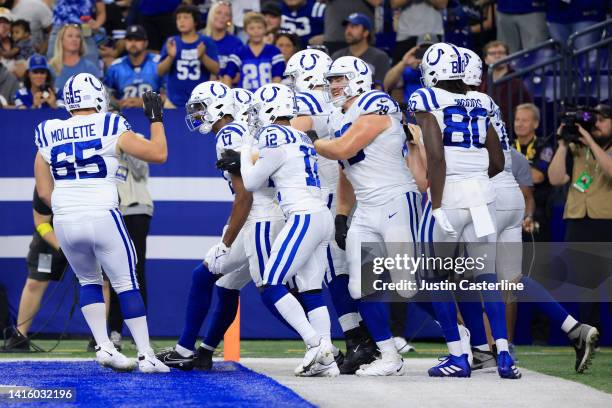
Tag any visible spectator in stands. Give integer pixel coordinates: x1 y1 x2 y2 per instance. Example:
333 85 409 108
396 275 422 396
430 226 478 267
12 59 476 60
107 132 155 351
0 8 14 70
157 5 219 108
138 0 181 52
203 0 243 77
222 12 285 91
262 1 282 44
546 0 606 49
391 0 446 65
324 0 380 55
275 31 301 64
0 61 18 106
332 12 390 88
496 0 548 54
105 25 163 108
7 20 36 61
280 0 326 46
443 0 494 50
99 0 130 69
479 40 532 126
231 0 261 42
513 103 554 242
548 103 612 333
46 0 106 69
14 54 57 109
48 24 101 94
383 36 433 102
10 0 53 55
2 189 69 351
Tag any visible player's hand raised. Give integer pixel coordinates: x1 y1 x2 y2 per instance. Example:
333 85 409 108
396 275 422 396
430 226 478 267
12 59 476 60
216 149 241 175
142 91 163 123
335 214 348 250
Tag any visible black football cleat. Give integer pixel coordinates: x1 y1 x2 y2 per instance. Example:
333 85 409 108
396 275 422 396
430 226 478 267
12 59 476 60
340 337 377 375
193 346 214 370
155 347 195 371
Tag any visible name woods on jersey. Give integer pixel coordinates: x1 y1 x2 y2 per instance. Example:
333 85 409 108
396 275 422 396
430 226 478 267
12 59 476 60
34 73 169 373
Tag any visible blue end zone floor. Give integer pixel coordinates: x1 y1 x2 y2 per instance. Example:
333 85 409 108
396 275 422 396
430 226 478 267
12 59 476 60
0 361 315 407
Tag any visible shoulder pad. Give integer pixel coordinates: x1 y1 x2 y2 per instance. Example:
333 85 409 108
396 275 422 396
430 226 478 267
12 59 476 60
408 87 442 112
257 125 299 149
296 91 326 116
356 90 400 115
216 122 246 151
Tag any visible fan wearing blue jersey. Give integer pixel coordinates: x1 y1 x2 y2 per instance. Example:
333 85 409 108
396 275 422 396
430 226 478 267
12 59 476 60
156 82 286 370
34 73 169 373
459 47 599 374
203 1 245 77
157 5 220 108
222 12 285 91
280 0 326 46
104 25 164 108
314 56 426 376
410 43 522 379
229 83 338 377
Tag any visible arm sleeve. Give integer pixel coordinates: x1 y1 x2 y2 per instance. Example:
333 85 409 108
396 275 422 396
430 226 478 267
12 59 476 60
408 88 434 112
224 54 240 78
240 145 285 191
271 50 286 78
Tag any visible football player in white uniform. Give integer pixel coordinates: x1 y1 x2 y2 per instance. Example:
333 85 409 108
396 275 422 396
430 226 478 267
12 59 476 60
285 49 377 373
312 56 425 376
156 83 286 370
231 83 338 377
461 48 599 373
409 43 522 379
34 73 169 373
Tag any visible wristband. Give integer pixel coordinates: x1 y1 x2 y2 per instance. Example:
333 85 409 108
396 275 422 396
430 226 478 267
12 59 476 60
36 222 53 237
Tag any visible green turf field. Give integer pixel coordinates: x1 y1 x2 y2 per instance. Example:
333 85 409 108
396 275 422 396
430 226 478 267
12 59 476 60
1 340 610 394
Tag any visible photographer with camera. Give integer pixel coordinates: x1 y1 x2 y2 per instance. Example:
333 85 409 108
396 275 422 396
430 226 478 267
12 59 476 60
548 104 612 242
383 37 433 102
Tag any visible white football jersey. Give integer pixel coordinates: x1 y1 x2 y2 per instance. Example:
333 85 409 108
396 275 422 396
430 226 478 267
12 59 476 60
329 90 417 207
256 124 326 215
296 89 339 194
215 121 278 220
35 112 130 215
484 95 518 189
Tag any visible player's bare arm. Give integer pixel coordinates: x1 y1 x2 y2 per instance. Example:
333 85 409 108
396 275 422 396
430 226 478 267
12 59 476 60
485 125 504 178
291 115 314 132
415 111 445 209
222 174 253 247
34 151 53 208
314 114 390 160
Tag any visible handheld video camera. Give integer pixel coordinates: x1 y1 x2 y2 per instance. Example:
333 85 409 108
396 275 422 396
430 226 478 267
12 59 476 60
559 106 597 144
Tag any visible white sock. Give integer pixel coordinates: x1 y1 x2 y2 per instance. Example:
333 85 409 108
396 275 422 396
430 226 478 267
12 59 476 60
475 344 490 351
495 338 509 353
175 344 194 357
561 315 579 333
124 316 151 355
447 340 463 357
275 294 318 346
458 325 470 355
338 312 360 333
307 306 331 342
81 303 110 347
200 343 215 352
377 338 398 360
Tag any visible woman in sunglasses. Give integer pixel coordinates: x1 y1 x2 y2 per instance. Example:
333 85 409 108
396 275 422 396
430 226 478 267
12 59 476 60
14 54 57 109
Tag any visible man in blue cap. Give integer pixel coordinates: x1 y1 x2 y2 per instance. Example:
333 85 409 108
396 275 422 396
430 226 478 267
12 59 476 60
331 12 390 89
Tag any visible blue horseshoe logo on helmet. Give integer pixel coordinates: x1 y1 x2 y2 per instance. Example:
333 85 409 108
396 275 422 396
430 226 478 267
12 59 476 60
426 48 444 66
353 59 368 75
300 53 319 71
85 75 103 91
261 86 280 102
211 83 227 98
236 90 251 103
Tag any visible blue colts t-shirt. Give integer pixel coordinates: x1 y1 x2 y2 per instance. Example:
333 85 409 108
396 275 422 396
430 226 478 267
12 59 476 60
104 53 164 100
224 44 285 92
160 34 220 107
213 34 245 77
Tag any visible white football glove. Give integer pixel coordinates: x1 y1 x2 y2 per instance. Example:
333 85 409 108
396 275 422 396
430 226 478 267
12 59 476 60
432 208 457 238
204 242 230 275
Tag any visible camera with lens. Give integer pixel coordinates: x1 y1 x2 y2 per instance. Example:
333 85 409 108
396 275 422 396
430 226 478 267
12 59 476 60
559 106 597 144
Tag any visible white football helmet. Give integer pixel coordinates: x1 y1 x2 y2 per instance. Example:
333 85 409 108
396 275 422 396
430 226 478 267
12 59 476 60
63 73 108 113
185 81 234 134
231 88 254 123
460 47 482 87
253 84 296 126
324 56 372 107
420 42 466 88
284 49 332 92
